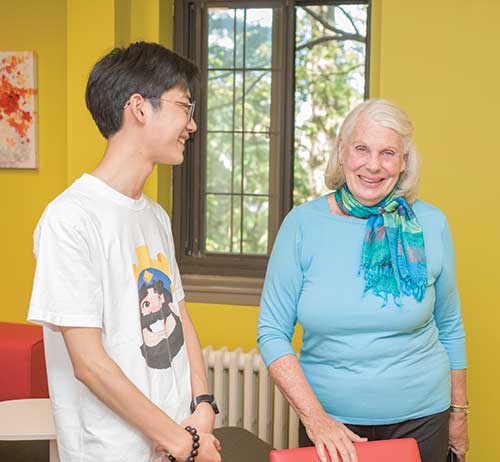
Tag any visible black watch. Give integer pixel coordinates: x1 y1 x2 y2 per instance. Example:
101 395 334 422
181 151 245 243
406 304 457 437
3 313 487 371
190 394 220 414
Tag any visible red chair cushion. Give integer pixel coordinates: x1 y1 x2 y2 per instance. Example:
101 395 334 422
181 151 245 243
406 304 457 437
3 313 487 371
270 438 421 462
0 322 49 401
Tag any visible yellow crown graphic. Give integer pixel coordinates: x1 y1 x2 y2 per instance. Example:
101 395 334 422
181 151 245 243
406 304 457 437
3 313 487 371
132 245 174 295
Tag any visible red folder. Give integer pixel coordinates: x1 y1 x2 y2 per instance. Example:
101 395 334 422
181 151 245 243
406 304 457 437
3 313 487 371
270 438 421 462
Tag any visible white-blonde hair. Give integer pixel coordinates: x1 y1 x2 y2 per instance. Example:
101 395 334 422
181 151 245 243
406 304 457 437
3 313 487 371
324 98 420 203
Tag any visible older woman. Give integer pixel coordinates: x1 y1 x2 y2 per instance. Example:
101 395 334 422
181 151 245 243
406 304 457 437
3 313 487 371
257 99 468 462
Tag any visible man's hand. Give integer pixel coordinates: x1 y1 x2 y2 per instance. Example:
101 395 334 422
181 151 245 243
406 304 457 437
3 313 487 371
156 430 221 462
181 402 216 434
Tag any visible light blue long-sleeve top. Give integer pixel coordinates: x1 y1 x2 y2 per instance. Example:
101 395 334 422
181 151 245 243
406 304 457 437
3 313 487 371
257 195 466 425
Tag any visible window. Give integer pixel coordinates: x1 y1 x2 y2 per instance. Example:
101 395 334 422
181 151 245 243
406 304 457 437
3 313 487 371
172 0 370 304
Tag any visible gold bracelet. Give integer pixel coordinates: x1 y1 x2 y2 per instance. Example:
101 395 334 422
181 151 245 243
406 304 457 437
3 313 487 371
450 406 469 415
450 402 470 410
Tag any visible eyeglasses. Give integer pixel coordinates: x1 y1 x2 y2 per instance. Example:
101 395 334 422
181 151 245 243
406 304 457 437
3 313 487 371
148 98 196 121
123 98 196 122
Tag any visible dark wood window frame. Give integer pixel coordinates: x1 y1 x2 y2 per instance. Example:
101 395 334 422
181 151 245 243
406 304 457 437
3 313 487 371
171 0 371 305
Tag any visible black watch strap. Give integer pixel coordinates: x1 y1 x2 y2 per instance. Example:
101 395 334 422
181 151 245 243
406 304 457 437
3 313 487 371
190 394 220 414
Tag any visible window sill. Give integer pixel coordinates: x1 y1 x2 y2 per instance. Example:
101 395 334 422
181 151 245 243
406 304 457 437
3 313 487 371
182 274 263 306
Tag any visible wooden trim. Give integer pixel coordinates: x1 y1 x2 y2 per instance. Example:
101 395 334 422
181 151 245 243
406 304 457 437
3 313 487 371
183 274 263 306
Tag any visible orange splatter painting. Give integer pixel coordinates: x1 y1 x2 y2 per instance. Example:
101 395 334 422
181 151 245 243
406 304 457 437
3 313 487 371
0 51 37 168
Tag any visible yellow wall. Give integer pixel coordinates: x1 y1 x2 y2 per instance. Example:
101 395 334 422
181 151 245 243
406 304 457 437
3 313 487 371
66 0 114 184
0 0 67 324
0 1 498 459
372 2 500 461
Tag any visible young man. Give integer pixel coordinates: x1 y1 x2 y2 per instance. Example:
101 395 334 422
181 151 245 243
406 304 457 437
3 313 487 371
28 42 221 462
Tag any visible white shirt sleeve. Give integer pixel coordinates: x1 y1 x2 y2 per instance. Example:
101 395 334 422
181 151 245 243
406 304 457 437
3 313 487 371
28 212 104 328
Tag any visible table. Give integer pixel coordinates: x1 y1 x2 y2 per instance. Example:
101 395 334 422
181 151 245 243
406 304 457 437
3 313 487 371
0 402 274 462
0 398 58 462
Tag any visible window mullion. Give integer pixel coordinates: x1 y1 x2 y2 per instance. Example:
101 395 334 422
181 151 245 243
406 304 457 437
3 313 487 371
197 2 209 256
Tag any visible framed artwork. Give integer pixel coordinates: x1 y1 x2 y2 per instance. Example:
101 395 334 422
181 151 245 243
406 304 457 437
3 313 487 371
0 51 38 169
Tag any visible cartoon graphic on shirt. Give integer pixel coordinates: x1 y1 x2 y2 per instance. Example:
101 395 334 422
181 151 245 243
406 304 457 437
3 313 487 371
133 246 184 369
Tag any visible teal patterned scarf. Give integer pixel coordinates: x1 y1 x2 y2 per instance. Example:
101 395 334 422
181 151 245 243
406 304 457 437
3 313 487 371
335 184 427 304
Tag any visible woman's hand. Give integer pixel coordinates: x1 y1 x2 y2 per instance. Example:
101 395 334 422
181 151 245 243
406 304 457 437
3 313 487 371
449 412 468 461
303 412 367 462
181 402 216 434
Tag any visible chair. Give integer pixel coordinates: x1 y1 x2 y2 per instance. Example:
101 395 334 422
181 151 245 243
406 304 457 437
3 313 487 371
214 427 273 462
270 438 421 462
0 322 48 401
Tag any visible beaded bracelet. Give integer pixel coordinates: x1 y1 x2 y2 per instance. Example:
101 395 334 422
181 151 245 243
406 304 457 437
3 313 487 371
167 426 200 462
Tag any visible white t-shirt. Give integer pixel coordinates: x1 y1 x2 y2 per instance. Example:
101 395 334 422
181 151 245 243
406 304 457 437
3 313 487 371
28 174 191 462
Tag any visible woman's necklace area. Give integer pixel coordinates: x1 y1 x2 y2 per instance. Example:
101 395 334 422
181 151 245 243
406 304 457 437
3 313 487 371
327 193 367 219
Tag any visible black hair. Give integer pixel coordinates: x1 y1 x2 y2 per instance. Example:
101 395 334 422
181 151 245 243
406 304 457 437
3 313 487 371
139 279 172 304
85 41 199 139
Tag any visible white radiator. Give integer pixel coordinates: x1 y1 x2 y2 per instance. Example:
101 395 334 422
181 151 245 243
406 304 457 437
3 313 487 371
202 346 299 449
